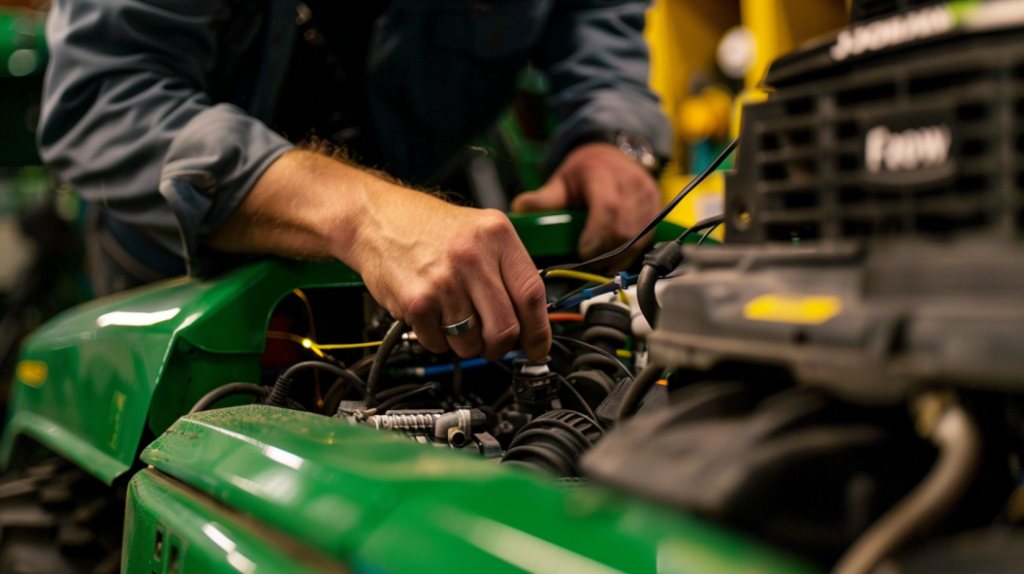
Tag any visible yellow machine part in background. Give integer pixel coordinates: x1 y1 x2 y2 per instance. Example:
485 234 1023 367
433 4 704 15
644 0 849 239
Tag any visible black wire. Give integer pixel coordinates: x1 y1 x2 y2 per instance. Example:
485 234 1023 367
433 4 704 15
375 383 423 401
268 360 367 408
366 320 408 408
557 374 600 426
373 382 441 413
550 338 574 361
541 138 737 276
674 214 726 245
552 336 633 378
281 361 366 391
189 383 268 415
697 223 720 245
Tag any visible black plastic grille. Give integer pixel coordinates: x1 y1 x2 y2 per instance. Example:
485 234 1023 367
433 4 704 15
849 0 946 23
725 31 1024 244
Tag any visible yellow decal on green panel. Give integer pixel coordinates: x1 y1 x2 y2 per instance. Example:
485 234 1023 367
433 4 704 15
743 294 843 325
15 360 47 387
109 391 127 450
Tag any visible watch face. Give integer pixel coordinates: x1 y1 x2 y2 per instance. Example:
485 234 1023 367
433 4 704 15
615 133 659 170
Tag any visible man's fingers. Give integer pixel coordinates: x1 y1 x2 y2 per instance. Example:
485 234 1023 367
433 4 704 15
464 274 521 361
402 289 450 356
439 300 485 360
500 250 551 361
510 178 569 213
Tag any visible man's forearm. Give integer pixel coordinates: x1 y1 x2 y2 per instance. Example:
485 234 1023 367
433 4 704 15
209 149 376 262
208 148 552 362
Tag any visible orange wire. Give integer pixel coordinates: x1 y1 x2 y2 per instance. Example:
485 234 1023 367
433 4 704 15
548 313 585 322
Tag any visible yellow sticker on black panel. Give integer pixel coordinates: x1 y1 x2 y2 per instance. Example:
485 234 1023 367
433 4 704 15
743 294 843 325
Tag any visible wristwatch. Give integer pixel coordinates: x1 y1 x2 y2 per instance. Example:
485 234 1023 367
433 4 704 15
613 131 660 172
568 128 661 173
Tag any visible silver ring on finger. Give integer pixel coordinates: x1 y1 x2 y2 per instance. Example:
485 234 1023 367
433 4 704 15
441 314 478 336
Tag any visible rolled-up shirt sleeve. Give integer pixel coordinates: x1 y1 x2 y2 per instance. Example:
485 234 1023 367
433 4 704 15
534 0 671 175
38 0 292 273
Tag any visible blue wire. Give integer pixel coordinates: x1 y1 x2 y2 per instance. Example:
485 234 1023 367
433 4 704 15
394 352 523 377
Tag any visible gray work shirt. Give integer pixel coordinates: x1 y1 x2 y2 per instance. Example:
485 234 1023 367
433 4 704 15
39 0 671 276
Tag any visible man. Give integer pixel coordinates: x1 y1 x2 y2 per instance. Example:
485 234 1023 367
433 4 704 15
38 0 671 363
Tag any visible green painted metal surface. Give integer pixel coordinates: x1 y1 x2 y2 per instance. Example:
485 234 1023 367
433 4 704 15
126 468 349 574
2 258 363 483
508 210 587 257
142 405 819 574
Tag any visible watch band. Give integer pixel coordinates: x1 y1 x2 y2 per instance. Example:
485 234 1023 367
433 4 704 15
565 128 661 173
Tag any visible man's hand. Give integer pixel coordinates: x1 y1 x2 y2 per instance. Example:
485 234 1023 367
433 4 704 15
210 150 551 361
511 143 661 264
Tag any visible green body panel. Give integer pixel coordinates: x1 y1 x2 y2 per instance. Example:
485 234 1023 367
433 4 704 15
509 210 588 256
125 468 349 574
142 405 818 574
2 258 363 483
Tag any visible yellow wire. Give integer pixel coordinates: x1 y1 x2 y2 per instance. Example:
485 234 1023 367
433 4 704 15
615 349 633 359
543 269 614 284
266 331 383 354
543 269 630 305
316 341 384 350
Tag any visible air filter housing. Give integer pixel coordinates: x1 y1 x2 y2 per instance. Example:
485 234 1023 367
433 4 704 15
725 1 1024 244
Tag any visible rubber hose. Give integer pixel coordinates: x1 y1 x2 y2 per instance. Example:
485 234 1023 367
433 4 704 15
501 412 601 477
365 320 408 408
831 396 982 574
616 362 665 421
637 265 661 329
268 361 366 408
189 383 269 415
571 353 622 374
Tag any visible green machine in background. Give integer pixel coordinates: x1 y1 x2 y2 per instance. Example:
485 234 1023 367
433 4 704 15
0 211 812 574
0 6 46 167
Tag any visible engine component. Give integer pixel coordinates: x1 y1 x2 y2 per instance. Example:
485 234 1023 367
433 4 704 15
434 409 486 446
875 528 1024 574
638 242 683 328
581 303 631 355
648 240 1024 405
511 358 562 415
582 384 935 561
563 370 614 412
832 393 981 574
367 411 441 434
502 410 603 477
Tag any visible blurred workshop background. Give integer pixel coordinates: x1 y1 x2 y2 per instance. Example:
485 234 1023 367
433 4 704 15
0 0 850 415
